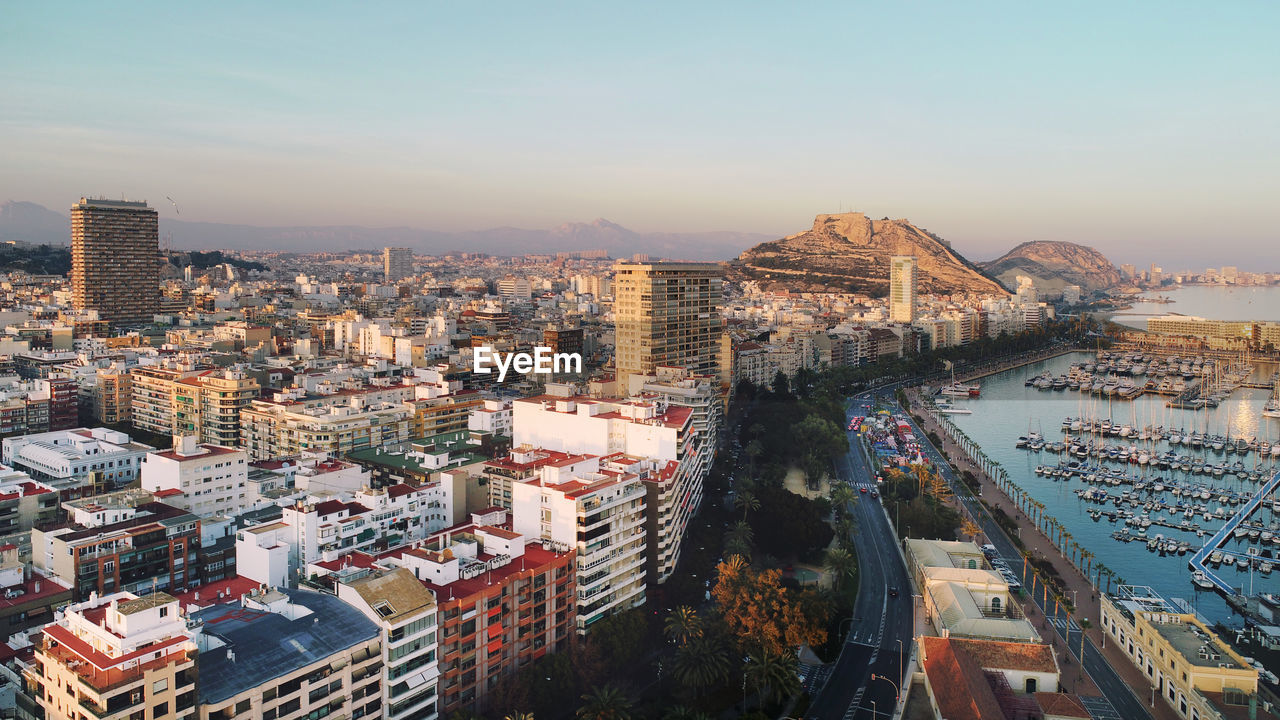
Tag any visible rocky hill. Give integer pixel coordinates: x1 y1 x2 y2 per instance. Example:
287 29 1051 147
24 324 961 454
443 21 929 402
981 241 1122 292
731 212 1006 295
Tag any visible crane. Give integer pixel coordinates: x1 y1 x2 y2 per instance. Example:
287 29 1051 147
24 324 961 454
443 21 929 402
162 196 179 254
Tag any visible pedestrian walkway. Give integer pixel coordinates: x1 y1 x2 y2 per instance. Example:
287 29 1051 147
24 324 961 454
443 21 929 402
907 391 1183 720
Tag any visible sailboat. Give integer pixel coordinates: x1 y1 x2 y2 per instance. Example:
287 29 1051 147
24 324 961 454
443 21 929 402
1263 377 1280 419
940 364 981 398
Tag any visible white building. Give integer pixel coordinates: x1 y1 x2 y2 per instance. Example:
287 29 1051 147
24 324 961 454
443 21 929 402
507 448 647 631
141 436 253 517
467 398 512 436
2 427 155 494
334 567 440 720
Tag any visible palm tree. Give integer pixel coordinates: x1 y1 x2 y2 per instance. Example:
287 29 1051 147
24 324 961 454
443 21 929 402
830 484 855 510
725 521 753 559
735 490 760 521
746 649 801 704
824 546 857 594
664 606 702 646
505 714 535 720
577 684 633 720
674 634 731 692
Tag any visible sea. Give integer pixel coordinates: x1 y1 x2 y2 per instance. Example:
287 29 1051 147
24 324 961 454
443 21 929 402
945 351 1280 627
1110 285 1280 331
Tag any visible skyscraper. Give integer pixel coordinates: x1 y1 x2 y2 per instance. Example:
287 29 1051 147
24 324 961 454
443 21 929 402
613 260 722 390
70 197 160 325
889 255 918 323
383 246 413 281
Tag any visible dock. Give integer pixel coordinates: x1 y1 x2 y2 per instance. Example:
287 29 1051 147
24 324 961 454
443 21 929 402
1188 468 1280 597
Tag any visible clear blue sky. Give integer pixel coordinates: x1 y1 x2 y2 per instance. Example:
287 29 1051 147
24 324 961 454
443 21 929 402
2 2 1277 264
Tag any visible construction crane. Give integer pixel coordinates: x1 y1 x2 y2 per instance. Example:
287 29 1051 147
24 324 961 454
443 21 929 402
162 196 179 254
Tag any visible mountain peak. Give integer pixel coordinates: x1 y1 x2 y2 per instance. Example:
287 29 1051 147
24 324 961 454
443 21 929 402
982 240 1122 291
733 211 1004 295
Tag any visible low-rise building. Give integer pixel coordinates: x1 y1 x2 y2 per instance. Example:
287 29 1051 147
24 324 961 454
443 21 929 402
2 427 155 499
906 538 1038 643
141 437 253 517
1101 584 1274 720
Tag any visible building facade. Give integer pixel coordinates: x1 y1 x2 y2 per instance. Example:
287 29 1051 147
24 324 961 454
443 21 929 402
70 198 160 325
889 255 918 323
612 261 722 389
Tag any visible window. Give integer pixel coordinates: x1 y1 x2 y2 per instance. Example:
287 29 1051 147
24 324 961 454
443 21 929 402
153 703 169 716
153 678 168 694
236 699 251 714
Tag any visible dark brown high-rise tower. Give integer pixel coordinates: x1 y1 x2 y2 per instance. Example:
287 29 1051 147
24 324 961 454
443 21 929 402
70 197 160 325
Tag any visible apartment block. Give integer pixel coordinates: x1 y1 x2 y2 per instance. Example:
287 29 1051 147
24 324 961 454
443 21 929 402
141 438 253 518
889 255 918 324
0 474 58 534
384 247 414 282
506 449 647 632
70 198 161 325
32 591 197 720
32 501 200 600
612 261 722 389
334 567 440 720
172 369 261 447
319 512 576 715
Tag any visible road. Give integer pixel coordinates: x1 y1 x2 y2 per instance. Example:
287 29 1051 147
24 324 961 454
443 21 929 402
900 409 1154 720
806 392 914 720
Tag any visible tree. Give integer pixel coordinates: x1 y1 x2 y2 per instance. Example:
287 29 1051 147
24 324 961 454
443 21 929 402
746 649 802 704
664 606 703 646
673 633 731 692
584 610 648 675
735 490 760 521
712 557 830 655
505 714 536 720
824 546 857 595
725 520 754 559
577 684 633 720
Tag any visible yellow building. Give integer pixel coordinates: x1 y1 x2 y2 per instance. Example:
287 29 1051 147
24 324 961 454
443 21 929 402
130 364 203 437
91 365 133 425
1101 585 1273 720
404 390 483 439
240 397 412 461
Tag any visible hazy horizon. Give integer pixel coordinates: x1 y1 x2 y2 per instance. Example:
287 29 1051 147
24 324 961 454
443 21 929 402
3 2 1278 267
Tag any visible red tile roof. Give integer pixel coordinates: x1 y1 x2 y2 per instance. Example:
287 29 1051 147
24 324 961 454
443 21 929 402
920 636 1006 720
1034 692 1091 718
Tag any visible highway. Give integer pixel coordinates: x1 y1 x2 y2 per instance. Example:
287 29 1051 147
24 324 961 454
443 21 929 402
900 409 1152 720
806 392 914 720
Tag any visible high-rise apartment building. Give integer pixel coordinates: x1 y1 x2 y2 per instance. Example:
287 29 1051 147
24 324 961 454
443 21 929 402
889 255 918 324
384 246 414 281
71 198 160 325
612 261 722 389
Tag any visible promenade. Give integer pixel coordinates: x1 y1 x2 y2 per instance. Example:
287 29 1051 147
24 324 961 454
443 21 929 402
908 390 1182 720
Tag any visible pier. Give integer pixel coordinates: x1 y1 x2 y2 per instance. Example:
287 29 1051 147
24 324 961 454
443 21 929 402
1188 468 1280 597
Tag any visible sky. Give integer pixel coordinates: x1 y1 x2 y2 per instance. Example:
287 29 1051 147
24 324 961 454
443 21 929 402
2 2 1278 265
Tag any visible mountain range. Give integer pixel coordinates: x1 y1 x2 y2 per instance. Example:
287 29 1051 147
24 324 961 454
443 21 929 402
2 200 1124 295
0 201 770 261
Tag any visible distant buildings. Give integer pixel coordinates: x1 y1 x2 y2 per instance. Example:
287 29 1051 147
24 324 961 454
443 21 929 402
384 246 414 281
889 255 918 323
70 198 160 325
612 261 722 389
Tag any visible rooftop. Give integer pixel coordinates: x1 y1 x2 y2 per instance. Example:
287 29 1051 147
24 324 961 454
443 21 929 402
192 587 379 704
117 592 177 615
1152 620 1246 670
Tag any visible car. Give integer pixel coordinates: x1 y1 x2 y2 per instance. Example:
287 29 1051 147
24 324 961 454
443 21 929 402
888 586 899 598
870 490 879 498
859 487 867 494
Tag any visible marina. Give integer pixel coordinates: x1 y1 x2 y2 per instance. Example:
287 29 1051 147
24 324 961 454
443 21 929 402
941 350 1280 626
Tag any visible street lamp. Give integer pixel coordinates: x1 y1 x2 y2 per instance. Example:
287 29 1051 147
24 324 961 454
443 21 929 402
896 639 904 688
871 673 900 701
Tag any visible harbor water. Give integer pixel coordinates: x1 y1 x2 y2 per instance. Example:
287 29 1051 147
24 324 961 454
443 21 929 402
945 351 1280 627
1111 285 1280 330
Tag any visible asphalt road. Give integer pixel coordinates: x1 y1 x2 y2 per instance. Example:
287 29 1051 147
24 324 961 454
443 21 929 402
901 409 1154 720
806 393 914 720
